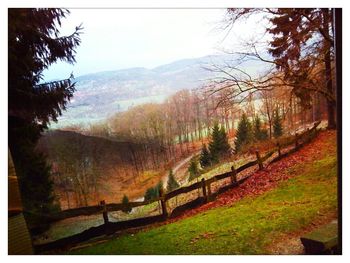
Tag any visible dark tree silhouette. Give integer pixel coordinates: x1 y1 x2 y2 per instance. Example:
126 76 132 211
121 195 132 213
144 181 163 201
273 110 283 138
267 8 335 128
8 8 82 219
208 123 231 162
234 113 252 152
253 115 268 141
199 144 211 168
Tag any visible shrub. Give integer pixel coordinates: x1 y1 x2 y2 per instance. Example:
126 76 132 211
144 181 163 201
199 144 211 168
121 194 132 213
167 169 180 192
188 158 200 181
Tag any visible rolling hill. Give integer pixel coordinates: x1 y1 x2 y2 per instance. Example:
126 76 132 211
49 54 267 128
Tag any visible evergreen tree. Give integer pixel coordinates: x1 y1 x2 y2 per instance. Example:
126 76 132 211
121 194 132 213
208 123 221 163
228 8 336 129
199 144 211 168
144 181 163 201
208 123 231 162
8 9 82 218
273 110 283 138
253 115 268 141
156 181 163 194
144 187 155 201
235 113 252 152
267 8 336 128
188 158 200 181
167 169 180 192
218 126 231 154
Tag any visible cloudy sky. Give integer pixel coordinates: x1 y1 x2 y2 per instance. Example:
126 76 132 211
43 9 267 80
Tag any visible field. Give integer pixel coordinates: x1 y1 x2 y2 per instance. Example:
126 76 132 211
48 94 168 129
68 130 337 255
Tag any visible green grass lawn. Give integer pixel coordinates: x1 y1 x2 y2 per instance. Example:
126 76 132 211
69 148 337 255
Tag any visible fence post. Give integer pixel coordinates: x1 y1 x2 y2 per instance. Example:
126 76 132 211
295 132 299 149
100 200 109 224
201 178 207 201
159 187 168 218
255 150 263 170
206 181 212 202
277 142 281 157
230 165 237 184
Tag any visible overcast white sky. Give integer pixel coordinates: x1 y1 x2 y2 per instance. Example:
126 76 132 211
43 9 268 80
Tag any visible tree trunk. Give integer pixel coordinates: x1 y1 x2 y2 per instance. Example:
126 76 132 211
322 8 336 129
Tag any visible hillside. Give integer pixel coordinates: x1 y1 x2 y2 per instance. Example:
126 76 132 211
69 130 338 255
49 54 267 128
37 130 170 208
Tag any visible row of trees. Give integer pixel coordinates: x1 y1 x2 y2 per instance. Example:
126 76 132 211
87 83 306 170
99 89 240 154
235 111 283 152
142 109 284 200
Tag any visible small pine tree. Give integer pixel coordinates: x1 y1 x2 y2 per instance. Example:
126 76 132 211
188 158 200 181
167 169 180 192
208 123 230 162
144 181 163 201
144 187 154 201
156 181 163 194
253 115 262 141
208 123 221 163
199 144 211 168
121 194 132 213
218 126 231 155
253 115 268 141
235 113 252 152
273 110 283 138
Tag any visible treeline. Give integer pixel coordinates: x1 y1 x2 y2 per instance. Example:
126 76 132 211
90 89 240 156
88 85 326 158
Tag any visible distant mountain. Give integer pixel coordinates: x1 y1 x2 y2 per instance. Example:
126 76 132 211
50 54 267 128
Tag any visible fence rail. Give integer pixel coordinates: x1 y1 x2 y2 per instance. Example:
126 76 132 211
34 121 321 253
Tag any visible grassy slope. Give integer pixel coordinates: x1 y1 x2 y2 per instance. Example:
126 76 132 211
70 133 337 255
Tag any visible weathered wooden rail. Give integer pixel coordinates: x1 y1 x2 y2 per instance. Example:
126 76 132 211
34 121 321 253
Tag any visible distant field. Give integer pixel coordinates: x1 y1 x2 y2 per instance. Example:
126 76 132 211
49 94 168 129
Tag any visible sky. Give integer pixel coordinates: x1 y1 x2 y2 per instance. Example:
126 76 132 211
43 9 269 81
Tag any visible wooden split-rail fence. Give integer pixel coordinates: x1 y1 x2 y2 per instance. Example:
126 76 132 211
34 121 321 253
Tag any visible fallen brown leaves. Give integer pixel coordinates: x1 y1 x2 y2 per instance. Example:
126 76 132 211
69 130 336 251
167 130 336 223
